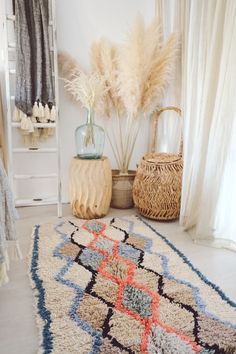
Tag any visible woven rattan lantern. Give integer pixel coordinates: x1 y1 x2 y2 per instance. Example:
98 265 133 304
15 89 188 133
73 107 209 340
133 106 183 221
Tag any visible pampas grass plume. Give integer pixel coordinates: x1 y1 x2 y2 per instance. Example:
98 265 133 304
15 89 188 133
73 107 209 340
91 40 112 117
118 15 179 117
58 51 81 80
141 33 179 114
91 38 124 118
64 72 107 111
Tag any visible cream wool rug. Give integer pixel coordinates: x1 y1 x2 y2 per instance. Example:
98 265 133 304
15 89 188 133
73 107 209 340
29 216 236 354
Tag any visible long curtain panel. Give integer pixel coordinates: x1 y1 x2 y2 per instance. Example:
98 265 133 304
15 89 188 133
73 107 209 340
154 0 182 154
180 0 236 249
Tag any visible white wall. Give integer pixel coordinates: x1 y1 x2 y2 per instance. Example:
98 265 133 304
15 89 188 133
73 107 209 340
56 0 155 202
0 0 155 204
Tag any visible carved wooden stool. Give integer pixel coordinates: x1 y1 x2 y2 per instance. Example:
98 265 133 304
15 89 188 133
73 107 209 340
69 156 112 219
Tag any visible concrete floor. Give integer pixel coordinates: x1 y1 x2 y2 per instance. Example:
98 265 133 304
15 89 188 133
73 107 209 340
0 204 236 354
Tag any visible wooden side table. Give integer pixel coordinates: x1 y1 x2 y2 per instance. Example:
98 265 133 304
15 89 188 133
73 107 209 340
69 156 112 219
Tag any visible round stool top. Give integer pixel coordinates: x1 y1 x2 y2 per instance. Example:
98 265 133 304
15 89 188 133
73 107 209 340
73 156 108 162
143 153 182 164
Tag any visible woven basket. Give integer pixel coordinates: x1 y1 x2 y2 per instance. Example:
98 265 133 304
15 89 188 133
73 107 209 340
111 170 136 209
133 106 183 221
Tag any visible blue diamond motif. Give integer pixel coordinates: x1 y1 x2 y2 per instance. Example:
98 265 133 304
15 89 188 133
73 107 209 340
123 284 152 318
79 248 105 270
93 236 114 254
118 243 141 264
85 221 103 234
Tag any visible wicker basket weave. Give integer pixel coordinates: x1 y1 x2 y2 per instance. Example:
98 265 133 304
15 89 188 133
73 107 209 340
133 106 183 221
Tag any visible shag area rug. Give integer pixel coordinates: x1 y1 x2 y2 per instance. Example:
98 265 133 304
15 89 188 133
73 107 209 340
29 216 236 354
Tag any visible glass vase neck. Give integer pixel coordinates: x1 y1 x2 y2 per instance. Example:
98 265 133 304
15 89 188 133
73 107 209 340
86 108 94 125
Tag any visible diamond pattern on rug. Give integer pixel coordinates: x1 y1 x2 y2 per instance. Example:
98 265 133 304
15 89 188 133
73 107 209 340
60 242 80 259
158 296 195 340
122 284 152 318
109 309 145 353
148 325 196 354
73 228 94 247
118 243 141 264
79 248 105 270
31 217 236 354
77 294 108 331
127 233 147 251
162 278 198 309
133 268 159 291
101 257 130 281
64 263 92 289
142 252 164 274
83 220 104 234
92 235 115 254
92 274 119 305
197 314 236 349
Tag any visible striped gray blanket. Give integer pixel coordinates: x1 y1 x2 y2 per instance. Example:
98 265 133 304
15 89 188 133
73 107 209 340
14 0 56 141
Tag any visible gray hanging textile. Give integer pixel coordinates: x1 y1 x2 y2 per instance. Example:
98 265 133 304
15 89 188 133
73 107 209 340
13 0 56 143
0 159 22 286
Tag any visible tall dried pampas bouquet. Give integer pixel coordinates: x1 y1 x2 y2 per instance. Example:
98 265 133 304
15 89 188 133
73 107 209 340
91 15 179 174
59 15 179 207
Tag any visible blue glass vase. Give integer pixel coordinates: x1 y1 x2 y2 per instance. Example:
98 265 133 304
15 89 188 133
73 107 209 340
75 108 105 159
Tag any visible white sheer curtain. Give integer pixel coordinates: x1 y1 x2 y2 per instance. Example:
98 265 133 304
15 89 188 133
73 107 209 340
154 0 182 154
180 0 236 250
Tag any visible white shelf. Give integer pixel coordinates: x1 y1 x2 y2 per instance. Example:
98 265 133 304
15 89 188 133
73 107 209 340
14 173 57 180
12 148 57 153
11 122 56 128
15 197 58 207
